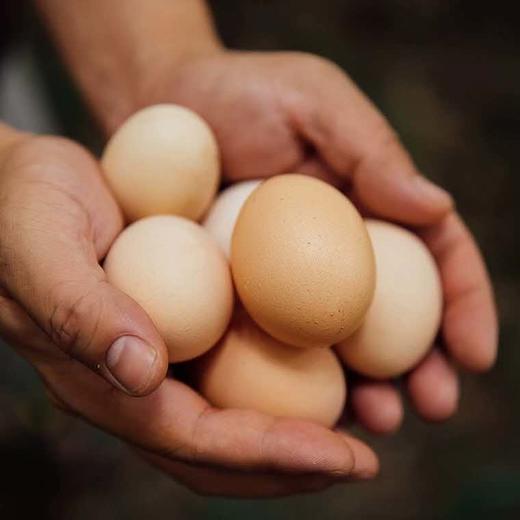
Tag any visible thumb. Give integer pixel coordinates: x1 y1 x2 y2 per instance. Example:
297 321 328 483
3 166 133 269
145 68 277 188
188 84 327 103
7 251 169 395
0 139 169 396
45 272 169 396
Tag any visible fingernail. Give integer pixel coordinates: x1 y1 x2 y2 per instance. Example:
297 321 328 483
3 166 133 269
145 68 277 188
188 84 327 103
350 451 380 481
412 176 453 207
105 336 157 395
337 432 380 481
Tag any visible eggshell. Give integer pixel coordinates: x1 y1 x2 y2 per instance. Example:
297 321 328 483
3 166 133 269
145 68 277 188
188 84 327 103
231 174 375 349
102 104 220 222
103 215 233 362
335 220 442 379
196 310 347 427
202 180 262 257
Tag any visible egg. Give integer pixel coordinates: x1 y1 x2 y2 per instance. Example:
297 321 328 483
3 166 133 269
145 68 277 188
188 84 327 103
196 309 347 427
103 216 233 362
335 220 442 379
202 180 262 257
101 104 220 222
231 174 375 349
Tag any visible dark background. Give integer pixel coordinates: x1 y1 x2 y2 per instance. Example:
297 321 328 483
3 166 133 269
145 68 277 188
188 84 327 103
1 1 519 518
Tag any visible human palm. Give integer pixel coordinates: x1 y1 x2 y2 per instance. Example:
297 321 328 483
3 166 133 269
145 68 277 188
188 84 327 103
0 134 377 498
0 51 496 499
140 49 498 432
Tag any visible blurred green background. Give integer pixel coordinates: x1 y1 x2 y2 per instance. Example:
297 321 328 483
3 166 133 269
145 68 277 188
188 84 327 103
1 1 519 518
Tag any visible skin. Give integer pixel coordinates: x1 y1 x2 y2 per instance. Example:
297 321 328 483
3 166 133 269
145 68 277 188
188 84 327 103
0 0 497 497
0 130 378 498
124 48 497 427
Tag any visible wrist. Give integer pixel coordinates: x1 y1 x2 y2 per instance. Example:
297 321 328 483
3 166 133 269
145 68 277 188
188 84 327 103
89 1 225 136
37 0 225 138
102 41 225 136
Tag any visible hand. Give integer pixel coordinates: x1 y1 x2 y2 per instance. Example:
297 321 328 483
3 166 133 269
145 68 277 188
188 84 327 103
0 132 378 497
138 50 498 433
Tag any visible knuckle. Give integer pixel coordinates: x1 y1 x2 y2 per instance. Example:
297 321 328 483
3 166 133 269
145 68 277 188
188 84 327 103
0 293 59 362
48 282 104 360
187 406 214 462
377 125 401 151
359 124 402 170
1 135 71 175
17 135 85 160
291 51 339 73
1 134 97 203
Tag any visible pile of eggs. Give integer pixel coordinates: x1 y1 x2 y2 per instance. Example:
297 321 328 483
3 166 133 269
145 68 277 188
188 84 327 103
102 104 442 428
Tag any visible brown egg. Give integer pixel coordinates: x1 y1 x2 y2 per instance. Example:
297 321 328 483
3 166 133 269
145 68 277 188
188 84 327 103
196 310 347 427
231 174 375 349
336 220 443 379
102 104 219 222
104 216 233 362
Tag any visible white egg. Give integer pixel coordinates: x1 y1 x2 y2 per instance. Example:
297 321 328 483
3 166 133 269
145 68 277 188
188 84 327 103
335 219 442 379
202 180 262 257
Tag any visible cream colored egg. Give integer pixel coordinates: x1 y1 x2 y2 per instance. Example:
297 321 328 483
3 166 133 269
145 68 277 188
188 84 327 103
196 310 347 427
202 180 262 257
104 216 233 362
336 220 442 379
231 174 375 349
102 104 220 222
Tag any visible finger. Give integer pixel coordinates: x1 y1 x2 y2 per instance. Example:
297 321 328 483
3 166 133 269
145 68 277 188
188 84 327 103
0 292 374 484
0 289 101 418
349 380 404 434
0 288 59 363
335 431 380 479
2 226 169 397
0 302 365 482
41 358 366 478
420 213 498 371
140 451 335 498
147 433 379 497
0 137 169 395
297 155 344 188
288 61 453 225
0 290 78 415
406 349 459 421
0 244 168 398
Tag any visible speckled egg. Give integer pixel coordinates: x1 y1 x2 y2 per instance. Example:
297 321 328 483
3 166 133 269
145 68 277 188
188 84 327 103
231 174 375 349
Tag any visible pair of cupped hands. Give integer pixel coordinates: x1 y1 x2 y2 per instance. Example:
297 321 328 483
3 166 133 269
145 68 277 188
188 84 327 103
0 50 497 497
